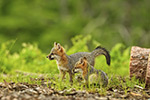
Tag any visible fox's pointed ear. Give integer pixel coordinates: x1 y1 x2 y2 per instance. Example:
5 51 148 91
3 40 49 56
83 57 87 60
79 57 84 64
57 43 61 50
54 42 57 48
79 57 86 66
57 43 64 52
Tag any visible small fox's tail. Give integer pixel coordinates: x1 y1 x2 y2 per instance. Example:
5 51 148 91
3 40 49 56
91 46 111 66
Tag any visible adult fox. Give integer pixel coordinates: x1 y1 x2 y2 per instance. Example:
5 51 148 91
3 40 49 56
47 42 110 83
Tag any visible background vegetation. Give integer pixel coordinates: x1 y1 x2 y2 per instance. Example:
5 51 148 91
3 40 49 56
0 35 130 77
1 36 145 93
0 0 150 53
0 0 149 86
0 1 149 95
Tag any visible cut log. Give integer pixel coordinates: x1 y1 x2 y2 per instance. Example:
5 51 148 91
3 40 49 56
129 46 150 82
146 53 150 88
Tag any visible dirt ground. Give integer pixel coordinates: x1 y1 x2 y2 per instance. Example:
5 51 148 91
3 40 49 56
0 77 150 100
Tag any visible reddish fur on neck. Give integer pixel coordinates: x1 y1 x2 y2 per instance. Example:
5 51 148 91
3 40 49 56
58 52 68 66
82 61 88 78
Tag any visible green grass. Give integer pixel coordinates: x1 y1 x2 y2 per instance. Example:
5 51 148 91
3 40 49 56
0 72 146 96
0 35 146 94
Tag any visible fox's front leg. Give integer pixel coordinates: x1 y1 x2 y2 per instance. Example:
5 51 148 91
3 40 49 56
59 70 66 81
84 75 89 88
68 71 74 83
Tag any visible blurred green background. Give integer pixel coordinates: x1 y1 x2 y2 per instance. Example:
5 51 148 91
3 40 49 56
0 0 150 53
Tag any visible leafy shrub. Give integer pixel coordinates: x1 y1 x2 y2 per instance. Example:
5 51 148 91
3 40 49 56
0 40 16 73
0 35 130 77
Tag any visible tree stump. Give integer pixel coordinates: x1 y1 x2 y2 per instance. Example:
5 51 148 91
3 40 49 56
129 46 150 84
146 53 150 88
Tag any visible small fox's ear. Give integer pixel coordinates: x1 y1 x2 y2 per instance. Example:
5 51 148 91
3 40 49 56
79 58 84 64
79 57 86 66
83 57 87 60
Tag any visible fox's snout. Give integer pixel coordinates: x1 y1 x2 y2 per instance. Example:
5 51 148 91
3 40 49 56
46 54 54 60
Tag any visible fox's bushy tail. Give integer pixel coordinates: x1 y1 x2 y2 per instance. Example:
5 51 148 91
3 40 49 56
91 46 111 66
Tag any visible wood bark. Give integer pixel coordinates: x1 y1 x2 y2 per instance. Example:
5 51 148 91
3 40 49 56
129 46 150 83
146 53 150 88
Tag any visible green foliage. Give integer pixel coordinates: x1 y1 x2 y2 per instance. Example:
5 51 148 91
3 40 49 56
0 41 58 74
0 40 16 73
67 35 91 54
108 43 130 76
0 0 150 52
0 35 146 93
0 35 130 77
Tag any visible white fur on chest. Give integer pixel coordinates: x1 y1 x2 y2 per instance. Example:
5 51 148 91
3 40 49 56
58 66 68 71
56 61 68 71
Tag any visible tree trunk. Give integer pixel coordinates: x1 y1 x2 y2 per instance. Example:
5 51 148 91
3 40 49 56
129 46 150 84
146 53 150 88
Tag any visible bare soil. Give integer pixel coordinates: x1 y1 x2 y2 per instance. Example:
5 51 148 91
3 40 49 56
0 76 150 100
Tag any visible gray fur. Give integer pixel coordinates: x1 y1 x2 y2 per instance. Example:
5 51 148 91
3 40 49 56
47 45 110 83
85 63 108 86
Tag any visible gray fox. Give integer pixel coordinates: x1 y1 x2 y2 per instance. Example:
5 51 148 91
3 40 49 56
46 42 110 83
75 57 108 87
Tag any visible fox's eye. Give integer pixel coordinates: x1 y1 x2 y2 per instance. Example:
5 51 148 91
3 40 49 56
51 53 54 55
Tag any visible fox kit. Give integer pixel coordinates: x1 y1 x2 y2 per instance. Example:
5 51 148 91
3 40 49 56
75 57 108 86
47 42 110 83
